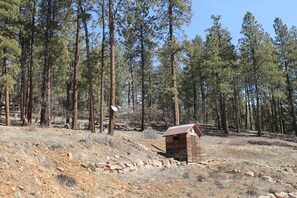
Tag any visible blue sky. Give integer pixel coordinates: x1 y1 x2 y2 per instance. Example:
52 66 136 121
184 0 297 44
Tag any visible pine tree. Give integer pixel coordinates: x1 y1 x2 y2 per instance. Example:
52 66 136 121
27 0 36 125
157 0 192 125
0 0 21 126
240 12 278 136
80 2 95 133
290 26 297 135
121 24 136 112
204 15 236 134
72 0 81 130
182 36 205 122
19 0 30 126
38 0 72 127
108 0 116 135
156 39 182 125
122 0 156 131
274 18 297 136
99 0 107 133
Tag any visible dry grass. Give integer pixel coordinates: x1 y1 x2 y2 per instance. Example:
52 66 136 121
27 123 37 131
0 126 296 197
142 128 159 139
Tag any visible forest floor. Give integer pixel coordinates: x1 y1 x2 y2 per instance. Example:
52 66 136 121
0 123 296 198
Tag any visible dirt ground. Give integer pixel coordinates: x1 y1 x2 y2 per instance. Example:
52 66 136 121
0 124 296 198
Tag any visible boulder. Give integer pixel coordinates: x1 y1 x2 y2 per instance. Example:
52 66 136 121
288 192 297 198
169 158 177 167
150 160 162 167
162 159 171 168
245 170 254 177
268 193 276 198
135 160 145 168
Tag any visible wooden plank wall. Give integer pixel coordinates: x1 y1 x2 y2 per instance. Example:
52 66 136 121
165 134 187 159
187 134 202 163
165 133 202 163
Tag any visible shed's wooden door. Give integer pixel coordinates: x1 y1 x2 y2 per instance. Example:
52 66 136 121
191 135 198 162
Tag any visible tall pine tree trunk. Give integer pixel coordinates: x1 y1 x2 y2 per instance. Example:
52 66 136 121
28 0 36 125
233 86 239 132
193 82 197 121
251 48 261 136
267 96 273 132
20 36 27 126
3 52 10 126
5 76 10 127
200 83 206 124
263 96 271 132
272 96 279 133
140 23 145 131
246 86 253 130
148 75 152 121
99 0 105 133
40 0 52 127
66 81 71 124
245 88 248 130
127 57 135 111
130 61 135 111
168 0 179 125
127 81 131 109
81 11 95 133
108 0 116 135
255 79 261 135
127 55 132 111
72 1 81 130
220 93 229 134
279 101 285 134
40 50 51 127
216 99 221 130
251 95 257 129
238 93 243 129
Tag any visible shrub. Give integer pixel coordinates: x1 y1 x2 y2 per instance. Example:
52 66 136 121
49 143 64 150
104 136 116 148
142 128 158 139
57 174 76 187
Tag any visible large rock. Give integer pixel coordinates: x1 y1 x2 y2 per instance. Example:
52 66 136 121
104 163 124 173
126 163 137 172
288 192 297 198
162 159 171 168
150 160 162 167
134 160 145 168
169 158 177 167
245 170 254 177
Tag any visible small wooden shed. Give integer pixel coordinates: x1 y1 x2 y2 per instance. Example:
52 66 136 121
163 124 203 163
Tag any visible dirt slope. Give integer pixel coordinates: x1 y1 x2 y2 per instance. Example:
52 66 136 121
0 126 296 198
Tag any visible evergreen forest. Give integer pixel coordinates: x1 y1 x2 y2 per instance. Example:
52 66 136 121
1 0 297 137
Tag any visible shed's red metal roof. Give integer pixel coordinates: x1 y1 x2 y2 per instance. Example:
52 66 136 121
163 124 203 137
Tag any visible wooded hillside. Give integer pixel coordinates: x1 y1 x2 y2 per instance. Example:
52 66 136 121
1 0 297 136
